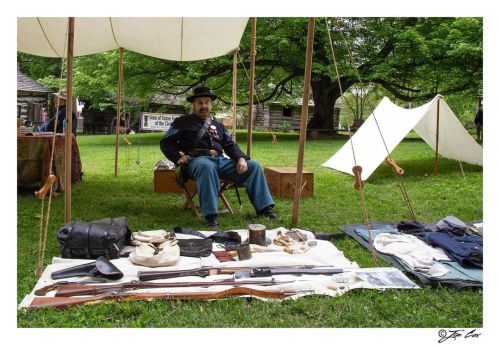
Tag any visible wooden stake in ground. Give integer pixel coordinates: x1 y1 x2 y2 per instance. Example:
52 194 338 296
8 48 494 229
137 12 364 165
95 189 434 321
246 18 257 156
232 48 238 142
434 96 441 176
291 18 315 227
64 17 74 223
114 47 124 177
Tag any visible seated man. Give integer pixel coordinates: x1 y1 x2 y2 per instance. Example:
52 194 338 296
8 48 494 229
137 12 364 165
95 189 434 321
35 91 77 136
160 87 277 230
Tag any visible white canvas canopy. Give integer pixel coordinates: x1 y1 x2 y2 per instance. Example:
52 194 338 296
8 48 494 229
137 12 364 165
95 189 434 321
322 95 483 181
17 17 248 61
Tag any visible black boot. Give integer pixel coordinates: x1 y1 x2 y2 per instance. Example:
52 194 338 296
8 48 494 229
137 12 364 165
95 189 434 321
257 206 278 220
205 214 220 231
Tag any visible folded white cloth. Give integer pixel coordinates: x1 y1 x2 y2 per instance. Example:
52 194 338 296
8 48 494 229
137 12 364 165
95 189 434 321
131 230 170 246
129 239 180 267
373 233 450 277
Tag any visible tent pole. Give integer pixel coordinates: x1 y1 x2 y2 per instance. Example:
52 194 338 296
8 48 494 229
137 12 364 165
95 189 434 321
246 18 257 156
434 97 441 176
64 17 75 223
114 47 124 177
232 48 238 142
291 18 316 227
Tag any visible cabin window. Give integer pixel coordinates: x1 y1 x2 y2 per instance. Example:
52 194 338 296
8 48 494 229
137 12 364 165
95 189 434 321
282 107 292 117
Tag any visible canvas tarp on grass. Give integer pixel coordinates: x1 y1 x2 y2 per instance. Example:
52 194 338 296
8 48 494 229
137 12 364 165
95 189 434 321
322 95 483 180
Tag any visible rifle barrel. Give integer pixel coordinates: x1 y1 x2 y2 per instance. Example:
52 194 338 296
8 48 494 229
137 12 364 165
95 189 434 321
54 279 285 297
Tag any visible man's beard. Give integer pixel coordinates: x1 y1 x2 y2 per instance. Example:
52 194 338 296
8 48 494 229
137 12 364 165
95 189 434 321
194 110 209 119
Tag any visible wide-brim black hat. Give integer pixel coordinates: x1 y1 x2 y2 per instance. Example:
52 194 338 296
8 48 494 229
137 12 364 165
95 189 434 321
186 86 218 102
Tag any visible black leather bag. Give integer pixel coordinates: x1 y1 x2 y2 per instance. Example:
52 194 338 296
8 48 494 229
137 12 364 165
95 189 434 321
177 238 213 257
56 217 131 259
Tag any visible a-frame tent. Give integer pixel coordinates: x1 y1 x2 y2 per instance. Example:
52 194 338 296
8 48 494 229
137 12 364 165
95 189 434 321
322 95 483 181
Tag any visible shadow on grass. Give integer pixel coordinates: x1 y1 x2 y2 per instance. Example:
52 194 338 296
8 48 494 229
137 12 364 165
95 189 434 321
367 157 482 184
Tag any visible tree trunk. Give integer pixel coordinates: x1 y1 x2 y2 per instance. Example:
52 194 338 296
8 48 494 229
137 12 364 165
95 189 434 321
308 75 340 129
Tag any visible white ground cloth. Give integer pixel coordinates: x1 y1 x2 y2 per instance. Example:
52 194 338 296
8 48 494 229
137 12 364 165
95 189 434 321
19 228 417 310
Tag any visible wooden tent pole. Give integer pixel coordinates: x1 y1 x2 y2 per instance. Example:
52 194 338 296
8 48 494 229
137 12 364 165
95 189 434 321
291 18 315 227
434 97 441 176
232 48 238 142
64 17 75 223
246 18 257 156
114 47 124 177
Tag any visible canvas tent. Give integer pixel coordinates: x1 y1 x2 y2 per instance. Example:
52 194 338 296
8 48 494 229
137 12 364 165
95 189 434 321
18 17 249 221
17 17 248 61
322 95 483 181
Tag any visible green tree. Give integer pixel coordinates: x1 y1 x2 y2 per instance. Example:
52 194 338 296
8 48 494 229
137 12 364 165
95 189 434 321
17 17 482 129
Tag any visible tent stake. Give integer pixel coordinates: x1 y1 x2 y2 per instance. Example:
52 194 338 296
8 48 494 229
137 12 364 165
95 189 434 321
291 18 315 227
64 17 75 223
434 97 441 176
114 47 124 177
246 18 257 156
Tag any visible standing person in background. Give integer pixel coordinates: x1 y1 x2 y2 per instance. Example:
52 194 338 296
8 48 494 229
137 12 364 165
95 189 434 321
40 107 48 123
474 103 483 141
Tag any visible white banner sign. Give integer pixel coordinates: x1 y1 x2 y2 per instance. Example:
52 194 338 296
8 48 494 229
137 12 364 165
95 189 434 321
140 112 181 131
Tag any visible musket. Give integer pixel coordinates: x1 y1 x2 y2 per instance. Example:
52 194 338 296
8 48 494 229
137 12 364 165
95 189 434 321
28 287 298 310
235 267 345 279
34 278 290 297
137 264 331 281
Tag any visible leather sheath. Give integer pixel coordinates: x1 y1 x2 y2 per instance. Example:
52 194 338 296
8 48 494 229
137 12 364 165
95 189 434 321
50 256 124 280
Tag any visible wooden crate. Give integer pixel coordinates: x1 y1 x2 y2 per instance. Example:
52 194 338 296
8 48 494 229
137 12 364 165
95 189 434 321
264 167 314 198
154 169 196 194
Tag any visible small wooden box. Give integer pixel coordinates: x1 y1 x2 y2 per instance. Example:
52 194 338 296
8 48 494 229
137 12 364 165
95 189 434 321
154 169 196 194
264 167 314 198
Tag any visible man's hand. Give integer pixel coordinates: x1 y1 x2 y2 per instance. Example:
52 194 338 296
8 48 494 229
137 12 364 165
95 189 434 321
177 155 190 165
237 157 248 175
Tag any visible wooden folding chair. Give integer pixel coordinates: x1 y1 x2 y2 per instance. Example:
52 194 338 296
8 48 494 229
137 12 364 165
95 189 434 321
178 178 241 218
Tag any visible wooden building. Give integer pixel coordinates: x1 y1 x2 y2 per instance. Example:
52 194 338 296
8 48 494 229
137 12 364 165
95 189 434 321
17 70 51 125
252 101 340 131
82 95 187 135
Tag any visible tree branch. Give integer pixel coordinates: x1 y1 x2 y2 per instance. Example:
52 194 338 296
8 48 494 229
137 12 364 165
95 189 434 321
217 73 300 106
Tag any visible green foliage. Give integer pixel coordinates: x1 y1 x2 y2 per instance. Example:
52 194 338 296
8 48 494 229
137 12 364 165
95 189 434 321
17 18 482 125
281 120 291 133
17 133 482 327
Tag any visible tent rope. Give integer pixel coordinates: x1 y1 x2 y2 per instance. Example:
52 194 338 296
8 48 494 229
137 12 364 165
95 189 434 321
324 18 378 265
330 17 417 221
236 51 292 167
35 20 69 278
236 51 268 127
108 18 121 48
36 17 61 58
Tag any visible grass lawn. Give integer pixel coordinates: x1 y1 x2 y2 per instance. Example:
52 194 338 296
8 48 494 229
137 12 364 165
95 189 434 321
17 131 483 327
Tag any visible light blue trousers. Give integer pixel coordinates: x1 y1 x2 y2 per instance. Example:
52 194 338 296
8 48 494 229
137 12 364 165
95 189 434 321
186 156 274 217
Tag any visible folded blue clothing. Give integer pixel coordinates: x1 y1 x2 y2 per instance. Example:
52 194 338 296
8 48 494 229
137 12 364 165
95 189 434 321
416 232 483 269
354 225 400 242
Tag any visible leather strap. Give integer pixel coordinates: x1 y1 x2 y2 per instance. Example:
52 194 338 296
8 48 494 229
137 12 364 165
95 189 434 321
84 223 91 259
191 117 212 151
65 223 75 258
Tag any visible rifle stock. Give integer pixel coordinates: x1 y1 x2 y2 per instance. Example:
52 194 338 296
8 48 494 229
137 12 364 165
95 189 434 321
28 287 295 310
